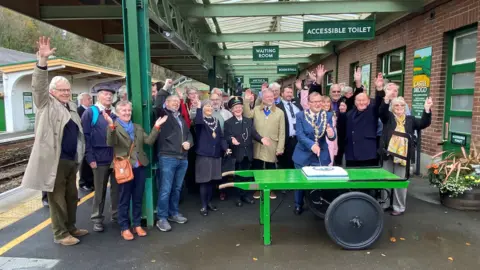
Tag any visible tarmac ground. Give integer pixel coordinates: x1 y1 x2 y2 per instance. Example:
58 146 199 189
0 184 479 270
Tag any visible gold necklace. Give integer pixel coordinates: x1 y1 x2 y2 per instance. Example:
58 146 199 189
304 110 327 144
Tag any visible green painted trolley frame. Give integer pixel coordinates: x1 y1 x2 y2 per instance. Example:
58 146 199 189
220 168 409 247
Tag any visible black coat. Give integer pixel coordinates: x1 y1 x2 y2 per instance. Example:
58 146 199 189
77 106 86 118
338 90 384 161
224 117 263 162
276 98 302 139
156 108 193 159
378 101 431 163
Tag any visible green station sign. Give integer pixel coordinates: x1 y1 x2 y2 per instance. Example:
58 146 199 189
451 133 467 146
252 46 279 61
277 65 298 74
249 78 268 92
234 76 244 84
303 19 376 41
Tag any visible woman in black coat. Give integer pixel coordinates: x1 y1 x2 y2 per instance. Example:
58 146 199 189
194 100 229 216
379 91 432 216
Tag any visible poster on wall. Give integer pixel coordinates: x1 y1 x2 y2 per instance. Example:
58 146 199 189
23 92 34 115
412 46 432 118
361 63 371 95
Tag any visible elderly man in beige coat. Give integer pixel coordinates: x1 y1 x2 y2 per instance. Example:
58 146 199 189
21 37 88 246
244 88 285 200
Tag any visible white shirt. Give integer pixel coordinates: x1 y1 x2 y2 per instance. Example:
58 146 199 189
282 99 300 136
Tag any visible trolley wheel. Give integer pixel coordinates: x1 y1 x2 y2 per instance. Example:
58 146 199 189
324 191 383 250
306 189 348 219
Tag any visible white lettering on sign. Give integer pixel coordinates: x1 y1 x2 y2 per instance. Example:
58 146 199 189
306 26 372 35
256 48 277 54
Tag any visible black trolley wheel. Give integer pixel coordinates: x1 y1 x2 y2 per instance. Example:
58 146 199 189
324 191 384 250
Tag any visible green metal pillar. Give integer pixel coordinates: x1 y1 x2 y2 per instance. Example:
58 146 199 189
208 56 217 90
122 0 155 227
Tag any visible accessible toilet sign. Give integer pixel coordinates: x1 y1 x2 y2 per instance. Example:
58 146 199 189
252 46 279 61
303 20 376 41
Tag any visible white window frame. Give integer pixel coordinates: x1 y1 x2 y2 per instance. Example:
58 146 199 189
452 30 477 65
387 51 403 75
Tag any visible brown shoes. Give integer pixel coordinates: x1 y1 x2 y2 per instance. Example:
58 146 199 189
253 191 277 199
134 226 147 237
121 229 134 241
54 235 80 246
70 229 89 237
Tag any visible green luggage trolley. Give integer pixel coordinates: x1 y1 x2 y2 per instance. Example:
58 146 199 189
220 168 408 250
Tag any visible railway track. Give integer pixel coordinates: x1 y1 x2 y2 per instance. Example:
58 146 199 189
0 160 28 184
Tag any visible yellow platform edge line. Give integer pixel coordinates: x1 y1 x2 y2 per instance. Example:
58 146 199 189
0 191 94 256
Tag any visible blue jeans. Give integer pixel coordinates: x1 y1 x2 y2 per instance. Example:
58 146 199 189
156 156 188 220
118 167 146 231
294 162 319 208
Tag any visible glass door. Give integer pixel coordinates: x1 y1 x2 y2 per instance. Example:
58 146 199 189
443 27 478 153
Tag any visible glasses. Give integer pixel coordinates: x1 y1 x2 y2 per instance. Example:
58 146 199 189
55 88 71 93
331 91 340 93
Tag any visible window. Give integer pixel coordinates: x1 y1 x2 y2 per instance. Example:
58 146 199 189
381 48 405 95
324 71 333 95
443 27 478 153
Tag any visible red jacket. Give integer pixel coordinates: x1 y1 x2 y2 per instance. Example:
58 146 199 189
180 99 191 128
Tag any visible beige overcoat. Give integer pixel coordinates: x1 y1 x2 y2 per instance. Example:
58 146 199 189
21 67 85 192
243 100 285 163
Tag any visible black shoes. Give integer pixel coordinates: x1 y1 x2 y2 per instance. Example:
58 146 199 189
200 208 208 216
294 207 303 215
207 203 218 211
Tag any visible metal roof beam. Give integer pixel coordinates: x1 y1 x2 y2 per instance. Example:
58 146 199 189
40 5 122 20
204 32 303 42
227 66 278 70
222 57 312 65
215 47 330 56
103 34 170 45
151 49 192 57
179 1 423 17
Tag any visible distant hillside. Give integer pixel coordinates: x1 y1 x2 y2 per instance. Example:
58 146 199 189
0 7 179 81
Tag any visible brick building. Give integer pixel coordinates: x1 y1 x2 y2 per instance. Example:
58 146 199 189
281 0 480 173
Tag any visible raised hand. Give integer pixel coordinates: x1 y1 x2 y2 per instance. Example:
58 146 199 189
244 90 254 103
164 79 173 89
424 96 433 113
231 137 240 145
155 115 168 127
375 73 384 90
37 36 56 59
339 102 347 113
103 111 113 125
307 70 316 81
326 124 334 138
261 137 271 146
354 67 361 82
175 87 184 99
315 64 326 80
295 79 302 90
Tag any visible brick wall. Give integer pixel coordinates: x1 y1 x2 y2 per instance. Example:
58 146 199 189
282 0 480 156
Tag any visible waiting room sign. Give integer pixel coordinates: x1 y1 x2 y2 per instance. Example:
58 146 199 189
252 46 279 61
303 20 376 41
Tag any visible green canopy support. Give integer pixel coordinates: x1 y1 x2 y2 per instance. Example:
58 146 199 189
122 0 155 227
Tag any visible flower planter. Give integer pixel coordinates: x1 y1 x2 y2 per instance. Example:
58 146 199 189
440 187 480 211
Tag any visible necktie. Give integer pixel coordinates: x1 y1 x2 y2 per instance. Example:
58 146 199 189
105 109 111 115
287 102 295 118
264 107 271 117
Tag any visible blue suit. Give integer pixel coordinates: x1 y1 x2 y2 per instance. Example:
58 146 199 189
292 110 336 208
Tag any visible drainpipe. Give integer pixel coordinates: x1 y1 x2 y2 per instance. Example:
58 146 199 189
333 45 339 83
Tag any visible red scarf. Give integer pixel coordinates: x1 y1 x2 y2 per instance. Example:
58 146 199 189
179 99 191 128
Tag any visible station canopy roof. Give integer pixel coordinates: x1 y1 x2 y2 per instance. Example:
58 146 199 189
0 0 429 85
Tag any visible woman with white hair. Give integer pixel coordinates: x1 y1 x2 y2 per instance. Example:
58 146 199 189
104 101 168 240
379 91 432 216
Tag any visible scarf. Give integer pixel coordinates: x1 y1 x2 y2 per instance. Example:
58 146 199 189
116 118 138 168
387 114 408 166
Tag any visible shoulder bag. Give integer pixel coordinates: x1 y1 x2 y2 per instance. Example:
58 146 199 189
113 143 135 184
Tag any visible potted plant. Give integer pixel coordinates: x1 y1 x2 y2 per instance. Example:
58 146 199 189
427 145 480 210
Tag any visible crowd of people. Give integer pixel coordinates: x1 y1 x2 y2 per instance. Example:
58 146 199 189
23 36 432 246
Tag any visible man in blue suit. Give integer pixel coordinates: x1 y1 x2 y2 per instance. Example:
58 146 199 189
292 92 336 215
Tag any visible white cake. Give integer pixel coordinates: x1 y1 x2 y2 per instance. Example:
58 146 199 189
302 166 349 180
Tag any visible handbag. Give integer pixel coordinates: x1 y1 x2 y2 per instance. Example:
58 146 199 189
222 153 236 173
113 143 135 184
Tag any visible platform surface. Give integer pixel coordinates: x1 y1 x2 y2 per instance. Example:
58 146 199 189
0 190 479 270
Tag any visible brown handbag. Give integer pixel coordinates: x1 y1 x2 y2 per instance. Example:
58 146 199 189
113 143 135 184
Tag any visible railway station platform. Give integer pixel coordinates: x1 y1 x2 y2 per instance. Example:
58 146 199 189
0 131 34 145
0 189 479 270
